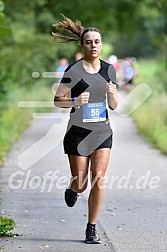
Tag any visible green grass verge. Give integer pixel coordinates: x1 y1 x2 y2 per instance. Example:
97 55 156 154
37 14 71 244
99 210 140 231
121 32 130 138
0 81 54 166
131 59 167 154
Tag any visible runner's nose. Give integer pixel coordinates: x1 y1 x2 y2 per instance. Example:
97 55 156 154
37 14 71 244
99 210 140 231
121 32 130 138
91 41 96 48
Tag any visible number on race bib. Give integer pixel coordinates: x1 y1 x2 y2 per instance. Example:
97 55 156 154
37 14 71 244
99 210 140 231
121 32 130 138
91 108 100 117
83 102 106 122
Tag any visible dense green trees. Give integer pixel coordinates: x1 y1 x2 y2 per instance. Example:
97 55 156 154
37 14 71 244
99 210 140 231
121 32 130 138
3 0 167 56
1 0 166 94
0 1 10 45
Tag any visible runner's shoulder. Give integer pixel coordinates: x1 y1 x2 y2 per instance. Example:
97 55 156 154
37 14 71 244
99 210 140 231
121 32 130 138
100 59 115 69
65 58 83 72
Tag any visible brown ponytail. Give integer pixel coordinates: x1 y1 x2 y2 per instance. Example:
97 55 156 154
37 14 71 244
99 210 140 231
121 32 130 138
52 14 101 45
52 14 84 43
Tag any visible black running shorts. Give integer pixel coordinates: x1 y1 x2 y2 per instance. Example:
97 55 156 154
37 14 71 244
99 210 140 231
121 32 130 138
63 126 113 156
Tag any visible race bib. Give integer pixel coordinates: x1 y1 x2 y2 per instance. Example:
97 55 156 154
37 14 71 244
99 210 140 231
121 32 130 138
83 102 106 122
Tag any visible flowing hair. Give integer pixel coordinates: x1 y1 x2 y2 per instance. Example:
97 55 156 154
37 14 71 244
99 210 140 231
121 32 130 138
52 14 83 43
52 14 101 45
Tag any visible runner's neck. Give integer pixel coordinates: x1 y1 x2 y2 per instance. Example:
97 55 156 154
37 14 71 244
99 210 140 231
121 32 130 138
82 58 101 74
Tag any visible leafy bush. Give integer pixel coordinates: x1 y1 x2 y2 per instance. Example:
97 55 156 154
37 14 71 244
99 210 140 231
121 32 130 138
0 216 16 237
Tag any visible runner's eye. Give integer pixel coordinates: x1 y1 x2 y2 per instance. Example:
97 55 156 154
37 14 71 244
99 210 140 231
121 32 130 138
85 40 100 45
85 41 91 44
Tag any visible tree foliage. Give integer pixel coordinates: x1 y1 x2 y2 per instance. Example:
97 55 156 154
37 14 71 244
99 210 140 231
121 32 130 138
0 1 11 46
0 0 166 103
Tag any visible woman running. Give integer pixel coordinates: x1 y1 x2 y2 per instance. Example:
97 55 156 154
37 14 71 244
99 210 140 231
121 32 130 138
52 15 118 244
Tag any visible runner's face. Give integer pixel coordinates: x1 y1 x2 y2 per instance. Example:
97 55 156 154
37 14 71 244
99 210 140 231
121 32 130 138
81 31 102 59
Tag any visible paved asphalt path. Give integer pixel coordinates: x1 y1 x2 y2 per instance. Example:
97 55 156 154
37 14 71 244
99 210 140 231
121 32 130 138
0 105 167 252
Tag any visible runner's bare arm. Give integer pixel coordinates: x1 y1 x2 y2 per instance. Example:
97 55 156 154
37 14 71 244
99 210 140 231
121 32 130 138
54 83 90 108
106 81 119 110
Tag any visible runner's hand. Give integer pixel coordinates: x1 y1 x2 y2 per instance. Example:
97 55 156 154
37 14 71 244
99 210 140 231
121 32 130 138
106 81 117 96
76 92 90 105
